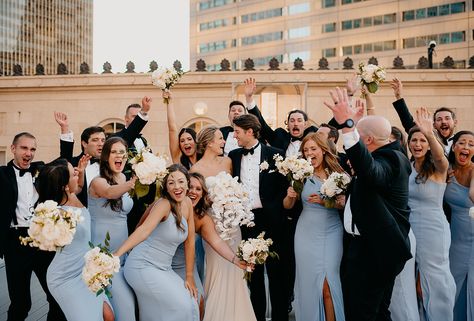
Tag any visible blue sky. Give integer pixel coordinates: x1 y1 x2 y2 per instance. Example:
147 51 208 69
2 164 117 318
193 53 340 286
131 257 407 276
93 0 190 73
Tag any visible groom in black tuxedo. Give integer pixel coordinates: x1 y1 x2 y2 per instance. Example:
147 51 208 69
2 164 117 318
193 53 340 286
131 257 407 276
325 88 412 321
228 114 289 321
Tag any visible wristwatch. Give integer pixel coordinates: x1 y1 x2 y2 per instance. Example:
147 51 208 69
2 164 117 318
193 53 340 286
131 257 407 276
335 119 354 130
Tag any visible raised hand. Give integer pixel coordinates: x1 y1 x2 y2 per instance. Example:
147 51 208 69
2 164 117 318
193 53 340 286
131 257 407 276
354 99 365 123
141 96 152 113
76 154 91 174
54 111 69 133
414 107 435 137
390 78 403 100
346 73 359 97
324 87 358 127
244 78 256 103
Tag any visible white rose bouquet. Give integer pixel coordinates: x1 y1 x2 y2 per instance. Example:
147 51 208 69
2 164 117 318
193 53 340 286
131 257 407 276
151 67 185 104
205 171 255 242
19 200 83 251
82 233 120 298
319 172 351 208
129 147 168 199
357 62 386 97
236 232 278 281
273 154 314 194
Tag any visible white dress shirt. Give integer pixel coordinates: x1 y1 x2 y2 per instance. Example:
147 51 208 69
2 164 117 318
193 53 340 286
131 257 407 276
127 111 149 153
342 129 361 236
240 142 263 209
224 132 239 156
286 140 302 157
12 167 38 227
85 161 100 188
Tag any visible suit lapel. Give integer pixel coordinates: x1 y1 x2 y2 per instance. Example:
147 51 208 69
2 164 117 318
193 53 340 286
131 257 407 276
233 149 242 181
6 162 19 224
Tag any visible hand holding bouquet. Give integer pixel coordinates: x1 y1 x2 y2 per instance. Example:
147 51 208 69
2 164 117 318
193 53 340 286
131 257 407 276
19 200 83 251
319 172 351 208
357 62 386 97
129 147 168 199
151 67 185 104
273 154 313 194
237 232 278 281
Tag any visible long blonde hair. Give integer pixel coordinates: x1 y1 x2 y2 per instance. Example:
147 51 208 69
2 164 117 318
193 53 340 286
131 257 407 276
300 132 345 174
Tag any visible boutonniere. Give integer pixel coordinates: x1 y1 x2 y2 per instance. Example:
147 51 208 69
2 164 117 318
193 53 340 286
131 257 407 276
259 160 275 173
32 170 40 184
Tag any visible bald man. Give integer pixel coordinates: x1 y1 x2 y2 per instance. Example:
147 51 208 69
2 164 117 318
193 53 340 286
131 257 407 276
325 89 412 321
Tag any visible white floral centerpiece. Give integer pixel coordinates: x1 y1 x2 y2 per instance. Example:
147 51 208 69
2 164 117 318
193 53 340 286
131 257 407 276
236 232 278 281
82 233 120 298
205 171 255 242
129 147 168 199
357 62 386 97
319 172 351 208
19 200 83 251
151 67 185 104
273 154 314 194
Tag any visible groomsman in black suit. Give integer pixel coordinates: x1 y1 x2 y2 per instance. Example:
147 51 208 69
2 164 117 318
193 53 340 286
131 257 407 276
0 132 66 321
220 100 247 156
325 88 412 321
228 114 289 321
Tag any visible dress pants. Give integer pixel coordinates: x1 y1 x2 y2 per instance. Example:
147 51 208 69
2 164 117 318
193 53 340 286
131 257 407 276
4 228 66 321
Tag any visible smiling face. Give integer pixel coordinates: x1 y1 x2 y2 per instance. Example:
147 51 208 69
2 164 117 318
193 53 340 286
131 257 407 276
179 132 196 157
233 125 254 148
453 133 474 167
166 170 188 202
107 141 128 173
188 176 203 207
288 112 306 138
408 131 429 160
228 104 246 123
434 111 457 139
302 139 324 171
207 130 225 155
11 136 37 169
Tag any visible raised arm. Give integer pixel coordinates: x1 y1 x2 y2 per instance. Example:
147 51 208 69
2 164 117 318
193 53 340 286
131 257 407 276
89 174 136 200
55 112 74 162
391 78 416 133
165 91 182 163
75 154 91 194
115 96 151 146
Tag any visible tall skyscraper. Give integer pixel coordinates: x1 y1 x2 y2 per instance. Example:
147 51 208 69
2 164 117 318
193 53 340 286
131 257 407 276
0 0 93 76
190 0 472 70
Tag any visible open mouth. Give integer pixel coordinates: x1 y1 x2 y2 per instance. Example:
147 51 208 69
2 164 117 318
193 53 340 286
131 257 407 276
458 151 470 162
292 128 301 135
114 160 123 170
183 146 192 154
21 157 31 167
173 189 184 199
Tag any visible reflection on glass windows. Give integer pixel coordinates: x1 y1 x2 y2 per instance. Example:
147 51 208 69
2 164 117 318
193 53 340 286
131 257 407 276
242 32 283 46
241 8 282 23
403 31 465 48
242 55 283 67
342 13 396 30
199 40 227 53
288 26 310 39
322 0 336 8
200 19 229 31
289 2 310 15
289 51 310 62
322 23 336 33
322 48 336 57
343 40 396 55
403 2 465 21
199 0 232 11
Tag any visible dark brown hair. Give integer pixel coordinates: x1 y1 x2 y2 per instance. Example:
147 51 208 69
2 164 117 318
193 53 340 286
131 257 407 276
407 126 435 184
233 114 261 139
189 172 210 218
37 159 70 205
160 164 190 231
178 127 197 170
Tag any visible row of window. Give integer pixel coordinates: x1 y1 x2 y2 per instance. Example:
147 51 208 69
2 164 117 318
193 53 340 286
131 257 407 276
241 31 283 46
199 18 231 31
241 8 282 24
323 0 370 8
199 0 232 11
341 13 396 30
402 2 465 21
341 40 396 56
403 31 466 49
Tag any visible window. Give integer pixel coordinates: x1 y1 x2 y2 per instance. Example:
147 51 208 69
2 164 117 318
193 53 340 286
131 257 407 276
373 15 383 25
450 2 465 14
323 22 336 33
342 20 352 30
439 33 450 44
289 2 310 15
199 40 227 53
322 0 335 8
363 43 372 53
415 8 426 19
451 31 465 42
323 48 336 57
384 40 396 50
384 13 396 24
199 0 231 11
439 4 450 15
343 46 353 55
354 45 362 54
427 6 438 17
246 55 283 66
103 122 125 137
353 19 362 28
403 38 415 49
403 10 415 21
289 51 310 61
363 17 372 27
288 26 310 39
199 19 228 31
373 41 383 52
241 32 283 46
241 8 282 23
403 30 465 48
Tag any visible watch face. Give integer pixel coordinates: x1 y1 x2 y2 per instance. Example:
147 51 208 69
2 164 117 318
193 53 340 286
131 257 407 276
346 119 355 128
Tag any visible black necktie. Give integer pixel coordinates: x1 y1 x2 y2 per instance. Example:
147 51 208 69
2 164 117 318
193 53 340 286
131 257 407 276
290 136 302 142
242 143 259 156
12 163 33 177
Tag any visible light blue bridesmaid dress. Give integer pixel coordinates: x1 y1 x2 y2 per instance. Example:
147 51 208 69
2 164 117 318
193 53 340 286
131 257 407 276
124 212 199 321
47 206 110 321
409 168 455 321
172 240 204 302
294 178 345 321
89 194 136 321
445 176 474 321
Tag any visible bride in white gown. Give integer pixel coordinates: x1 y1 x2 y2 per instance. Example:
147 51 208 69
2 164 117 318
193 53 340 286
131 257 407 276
190 126 257 321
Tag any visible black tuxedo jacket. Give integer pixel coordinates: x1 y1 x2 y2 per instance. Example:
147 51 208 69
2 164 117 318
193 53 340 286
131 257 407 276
0 161 44 258
220 126 233 141
345 140 412 278
228 144 288 237
248 105 318 152
392 98 416 134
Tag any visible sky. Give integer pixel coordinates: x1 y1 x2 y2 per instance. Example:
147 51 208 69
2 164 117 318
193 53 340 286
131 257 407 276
93 0 190 73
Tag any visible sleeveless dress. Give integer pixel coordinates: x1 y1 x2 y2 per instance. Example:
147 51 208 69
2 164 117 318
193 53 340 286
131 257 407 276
203 218 257 321
89 194 136 321
445 176 474 321
47 206 110 321
294 178 345 321
389 229 419 321
124 213 198 321
409 168 456 321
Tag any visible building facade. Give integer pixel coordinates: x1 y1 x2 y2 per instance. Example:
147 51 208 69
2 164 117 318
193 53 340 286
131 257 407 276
190 0 474 70
0 0 93 76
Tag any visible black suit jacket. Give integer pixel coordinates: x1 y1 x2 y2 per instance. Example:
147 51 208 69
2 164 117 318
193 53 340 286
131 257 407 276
248 105 318 152
0 161 44 258
220 126 234 141
392 98 416 134
345 140 412 279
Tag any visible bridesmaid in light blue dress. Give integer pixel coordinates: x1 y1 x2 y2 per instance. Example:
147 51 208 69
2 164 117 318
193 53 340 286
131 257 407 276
283 133 346 321
444 130 474 321
89 137 137 321
42 159 114 321
406 111 455 321
115 164 199 321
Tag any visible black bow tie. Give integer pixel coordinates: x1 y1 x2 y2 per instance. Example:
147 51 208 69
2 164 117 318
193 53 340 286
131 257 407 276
290 136 302 142
12 163 34 177
242 143 259 156
89 158 100 165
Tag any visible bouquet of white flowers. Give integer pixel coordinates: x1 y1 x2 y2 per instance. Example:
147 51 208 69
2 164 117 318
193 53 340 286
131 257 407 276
205 171 255 242
357 62 386 96
129 147 168 199
19 200 83 251
273 154 314 194
236 232 278 281
151 67 185 104
82 233 120 298
319 172 351 208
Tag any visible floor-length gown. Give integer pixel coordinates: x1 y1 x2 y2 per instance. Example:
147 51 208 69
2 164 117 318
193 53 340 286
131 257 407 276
47 206 110 321
172 239 205 301
294 178 345 321
409 168 456 321
203 218 257 321
124 213 198 321
389 229 420 321
445 176 474 321
89 194 136 321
